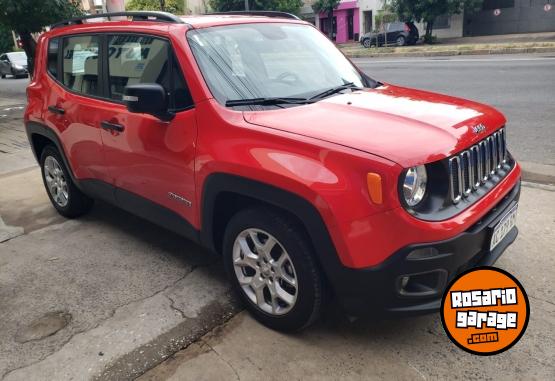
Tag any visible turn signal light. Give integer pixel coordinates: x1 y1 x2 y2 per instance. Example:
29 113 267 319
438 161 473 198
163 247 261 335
366 173 383 204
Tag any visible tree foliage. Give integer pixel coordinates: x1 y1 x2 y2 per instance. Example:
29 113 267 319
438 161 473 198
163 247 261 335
0 0 82 75
312 0 340 38
126 0 185 14
209 0 304 15
0 23 14 53
389 0 483 42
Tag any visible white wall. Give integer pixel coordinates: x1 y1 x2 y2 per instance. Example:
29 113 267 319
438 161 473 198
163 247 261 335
185 0 208 15
358 0 384 35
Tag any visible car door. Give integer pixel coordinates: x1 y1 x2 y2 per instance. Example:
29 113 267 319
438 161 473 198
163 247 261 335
99 34 198 227
43 35 111 187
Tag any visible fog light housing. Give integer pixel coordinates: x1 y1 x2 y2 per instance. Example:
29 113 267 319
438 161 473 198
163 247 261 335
406 247 440 260
397 270 447 297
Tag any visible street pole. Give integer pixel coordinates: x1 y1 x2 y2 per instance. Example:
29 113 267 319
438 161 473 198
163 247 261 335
245 0 249 11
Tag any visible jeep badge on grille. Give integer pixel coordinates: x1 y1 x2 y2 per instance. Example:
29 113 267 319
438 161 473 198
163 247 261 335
472 124 486 134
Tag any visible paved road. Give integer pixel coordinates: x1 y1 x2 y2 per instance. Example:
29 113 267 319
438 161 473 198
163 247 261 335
354 54 555 166
0 76 28 99
142 182 555 380
1 54 554 380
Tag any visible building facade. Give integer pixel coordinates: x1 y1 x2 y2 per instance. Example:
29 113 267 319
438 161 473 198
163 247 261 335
316 0 554 42
463 0 555 36
315 1 361 43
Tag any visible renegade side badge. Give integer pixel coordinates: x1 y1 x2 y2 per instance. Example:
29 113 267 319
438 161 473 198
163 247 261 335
168 192 192 207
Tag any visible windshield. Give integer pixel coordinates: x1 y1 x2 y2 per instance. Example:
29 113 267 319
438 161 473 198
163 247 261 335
187 23 368 106
7 52 27 64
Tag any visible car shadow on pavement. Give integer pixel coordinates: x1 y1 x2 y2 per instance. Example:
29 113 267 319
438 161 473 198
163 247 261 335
79 200 220 268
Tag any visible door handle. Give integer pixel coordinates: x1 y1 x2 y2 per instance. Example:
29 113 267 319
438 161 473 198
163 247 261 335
100 121 125 133
48 106 65 115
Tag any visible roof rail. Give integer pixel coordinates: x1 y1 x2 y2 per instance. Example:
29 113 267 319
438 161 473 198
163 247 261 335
50 11 186 30
207 11 300 20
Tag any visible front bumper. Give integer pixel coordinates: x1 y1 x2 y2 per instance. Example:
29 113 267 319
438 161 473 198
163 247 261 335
332 180 520 317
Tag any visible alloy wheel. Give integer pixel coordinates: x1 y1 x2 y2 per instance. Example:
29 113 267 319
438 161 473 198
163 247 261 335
43 156 69 207
232 228 298 315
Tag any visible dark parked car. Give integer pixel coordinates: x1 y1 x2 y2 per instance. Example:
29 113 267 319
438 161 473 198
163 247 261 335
0 51 28 78
360 21 419 48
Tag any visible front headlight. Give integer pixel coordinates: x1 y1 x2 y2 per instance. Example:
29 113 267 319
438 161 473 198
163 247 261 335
13 64 24 70
402 165 427 206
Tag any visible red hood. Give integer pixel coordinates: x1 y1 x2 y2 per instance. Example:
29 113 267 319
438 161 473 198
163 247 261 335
243 84 506 167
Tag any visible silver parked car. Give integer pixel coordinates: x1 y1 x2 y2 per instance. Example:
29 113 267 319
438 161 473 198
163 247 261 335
0 51 29 78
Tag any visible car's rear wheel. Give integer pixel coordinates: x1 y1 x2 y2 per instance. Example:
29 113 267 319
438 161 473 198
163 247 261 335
40 145 93 218
396 35 406 46
223 208 323 332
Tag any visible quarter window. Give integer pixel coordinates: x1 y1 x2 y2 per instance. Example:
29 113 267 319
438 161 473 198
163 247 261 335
48 38 59 78
62 36 100 96
107 35 193 109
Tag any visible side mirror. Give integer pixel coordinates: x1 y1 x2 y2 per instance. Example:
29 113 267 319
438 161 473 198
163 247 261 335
123 84 174 122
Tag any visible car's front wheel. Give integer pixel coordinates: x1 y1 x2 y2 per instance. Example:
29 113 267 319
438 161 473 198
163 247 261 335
223 208 324 331
40 145 94 218
396 35 406 46
362 38 372 48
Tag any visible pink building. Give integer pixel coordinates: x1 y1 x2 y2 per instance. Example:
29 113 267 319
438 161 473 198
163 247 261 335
318 1 360 43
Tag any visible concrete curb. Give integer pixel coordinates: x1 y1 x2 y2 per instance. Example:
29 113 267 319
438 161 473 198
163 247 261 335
520 161 555 186
0 216 24 242
2 263 240 381
344 46 555 58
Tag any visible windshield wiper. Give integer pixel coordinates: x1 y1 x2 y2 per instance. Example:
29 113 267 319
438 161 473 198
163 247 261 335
309 82 362 101
225 97 313 107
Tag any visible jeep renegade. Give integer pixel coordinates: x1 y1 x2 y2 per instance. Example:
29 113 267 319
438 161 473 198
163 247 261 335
25 11 521 331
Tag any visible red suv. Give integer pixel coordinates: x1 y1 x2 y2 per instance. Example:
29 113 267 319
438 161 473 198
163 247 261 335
25 11 520 331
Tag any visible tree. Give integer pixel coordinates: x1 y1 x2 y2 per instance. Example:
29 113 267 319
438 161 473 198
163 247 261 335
209 0 303 15
0 0 82 76
312 0 340 39
389 0 483 43
126 0 184 14
0 24 14 53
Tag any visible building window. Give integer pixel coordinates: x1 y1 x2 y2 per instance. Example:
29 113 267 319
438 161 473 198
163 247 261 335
434 15 451 29
483 0 515 10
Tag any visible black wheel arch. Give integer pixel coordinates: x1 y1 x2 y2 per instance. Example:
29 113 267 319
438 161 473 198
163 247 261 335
26 121 77 183
200 173 347 293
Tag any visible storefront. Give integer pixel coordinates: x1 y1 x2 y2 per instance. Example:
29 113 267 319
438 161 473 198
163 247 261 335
318 1 360 43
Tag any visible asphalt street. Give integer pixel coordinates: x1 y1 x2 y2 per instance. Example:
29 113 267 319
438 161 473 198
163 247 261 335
354 54 555 166
0 76 28 98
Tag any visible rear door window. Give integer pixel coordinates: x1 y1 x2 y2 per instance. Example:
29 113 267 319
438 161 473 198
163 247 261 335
62 35 100 96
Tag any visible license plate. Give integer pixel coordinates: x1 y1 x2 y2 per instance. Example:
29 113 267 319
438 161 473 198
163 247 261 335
490 204 518 251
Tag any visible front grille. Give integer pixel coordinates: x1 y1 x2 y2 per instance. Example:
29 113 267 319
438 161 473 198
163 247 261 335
448 128 507 204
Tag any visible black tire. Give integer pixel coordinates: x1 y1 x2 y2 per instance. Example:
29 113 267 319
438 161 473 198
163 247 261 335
1 73 5 79
223 207 324 332
396 35 406 46
362 38 372 48
40 145 94 218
